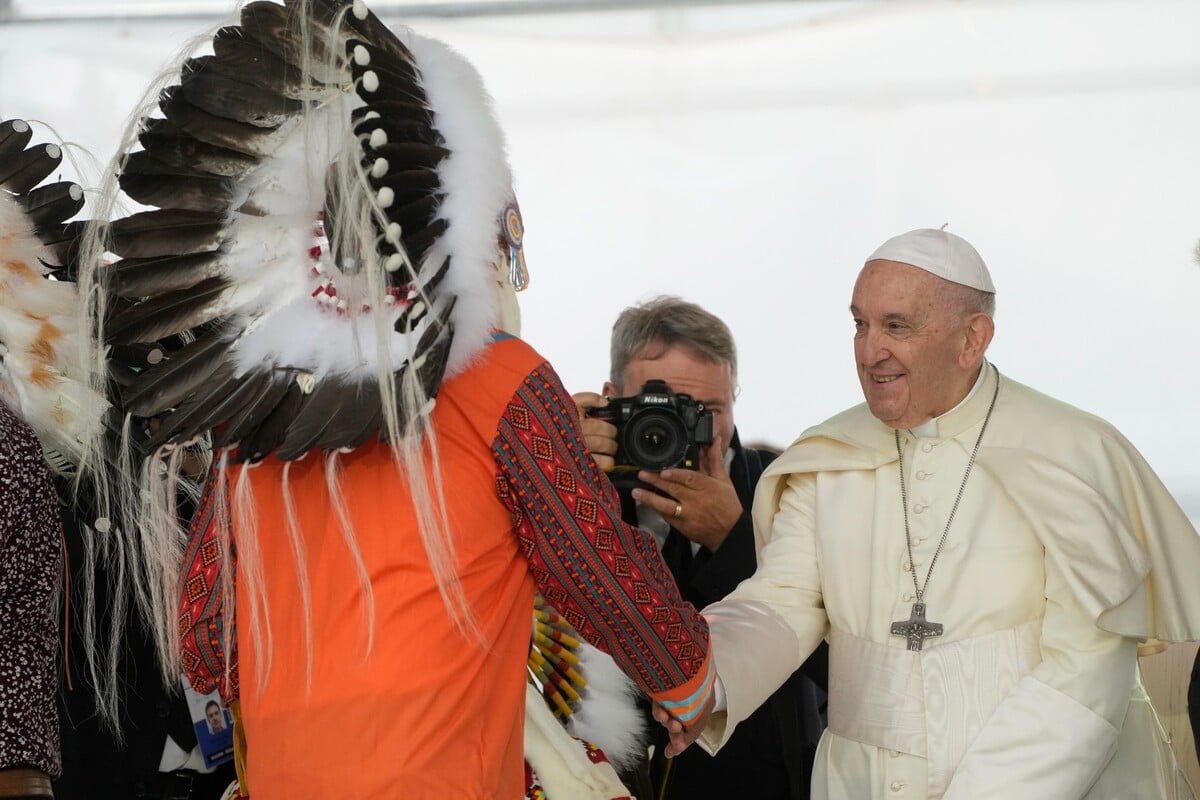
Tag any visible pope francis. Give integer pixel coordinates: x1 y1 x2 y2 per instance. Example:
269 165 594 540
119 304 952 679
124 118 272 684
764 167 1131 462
660 228 1200 799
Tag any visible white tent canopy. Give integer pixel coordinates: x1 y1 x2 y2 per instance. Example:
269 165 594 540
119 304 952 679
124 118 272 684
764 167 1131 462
2 0 1198 512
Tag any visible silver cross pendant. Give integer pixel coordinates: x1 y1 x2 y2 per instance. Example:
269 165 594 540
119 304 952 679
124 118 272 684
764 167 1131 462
890 602 943 651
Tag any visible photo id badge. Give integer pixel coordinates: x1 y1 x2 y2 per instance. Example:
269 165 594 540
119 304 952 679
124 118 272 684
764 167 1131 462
181 675 235 770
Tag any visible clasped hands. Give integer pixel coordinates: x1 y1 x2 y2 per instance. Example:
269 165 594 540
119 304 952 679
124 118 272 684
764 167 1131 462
652 692 716 758
573 392 741 552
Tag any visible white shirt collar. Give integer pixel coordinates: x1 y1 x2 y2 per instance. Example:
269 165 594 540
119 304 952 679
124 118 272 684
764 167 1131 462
908 362 988 439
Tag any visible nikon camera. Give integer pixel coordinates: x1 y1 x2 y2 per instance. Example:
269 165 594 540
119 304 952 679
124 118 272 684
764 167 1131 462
586 379 715 489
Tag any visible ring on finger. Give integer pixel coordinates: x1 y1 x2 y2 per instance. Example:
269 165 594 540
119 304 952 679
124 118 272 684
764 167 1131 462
673 501 683 518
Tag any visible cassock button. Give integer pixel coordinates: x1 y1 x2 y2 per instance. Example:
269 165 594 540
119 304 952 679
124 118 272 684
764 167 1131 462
916 470 930 480
921 442 933 452
902 561 911 571
913 504 926 514
891 781 906 792
902 592 914 602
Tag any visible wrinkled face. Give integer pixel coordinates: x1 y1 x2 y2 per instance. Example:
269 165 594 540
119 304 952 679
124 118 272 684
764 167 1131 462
850 260 982 430
607 344 736 457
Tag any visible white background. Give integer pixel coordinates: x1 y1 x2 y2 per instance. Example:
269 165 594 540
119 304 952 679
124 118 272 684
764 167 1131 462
3 0 1199 513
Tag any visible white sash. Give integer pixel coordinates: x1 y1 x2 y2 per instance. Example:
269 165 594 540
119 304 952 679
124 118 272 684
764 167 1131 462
827 620 1042 796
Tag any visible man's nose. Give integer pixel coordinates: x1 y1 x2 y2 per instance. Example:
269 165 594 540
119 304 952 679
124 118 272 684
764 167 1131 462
859 327 889 362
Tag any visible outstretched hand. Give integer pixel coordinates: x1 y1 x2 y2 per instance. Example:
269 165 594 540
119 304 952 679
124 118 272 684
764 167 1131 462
633 432 741 552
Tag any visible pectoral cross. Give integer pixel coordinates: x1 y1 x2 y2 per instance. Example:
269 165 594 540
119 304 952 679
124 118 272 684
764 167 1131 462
890 602 943 651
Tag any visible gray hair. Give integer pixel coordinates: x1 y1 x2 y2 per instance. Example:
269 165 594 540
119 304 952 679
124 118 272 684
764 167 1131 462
609 296 737 389
943 283 996 319
967 288 996 318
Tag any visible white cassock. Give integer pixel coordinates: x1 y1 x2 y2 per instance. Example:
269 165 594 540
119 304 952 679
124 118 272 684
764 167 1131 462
699 363 1200 799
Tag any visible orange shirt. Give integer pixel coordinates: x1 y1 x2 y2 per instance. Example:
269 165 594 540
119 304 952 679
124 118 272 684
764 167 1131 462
235 338 541 799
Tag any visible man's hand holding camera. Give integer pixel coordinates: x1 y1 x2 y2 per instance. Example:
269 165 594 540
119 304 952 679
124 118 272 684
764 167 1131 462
632 432 740 552
574 391 620 472
573 386 742 553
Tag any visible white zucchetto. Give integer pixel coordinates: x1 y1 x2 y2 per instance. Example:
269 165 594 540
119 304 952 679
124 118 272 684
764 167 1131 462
867 228 996 293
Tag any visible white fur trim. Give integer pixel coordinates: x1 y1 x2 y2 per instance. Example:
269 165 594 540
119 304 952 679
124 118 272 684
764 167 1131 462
566 643 649 774
221 27 518 383
401 28 518 372
525 682 634 800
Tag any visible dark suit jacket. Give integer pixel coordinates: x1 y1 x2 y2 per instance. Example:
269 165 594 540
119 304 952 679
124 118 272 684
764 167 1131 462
1190 648 1200 770
621 432 827 800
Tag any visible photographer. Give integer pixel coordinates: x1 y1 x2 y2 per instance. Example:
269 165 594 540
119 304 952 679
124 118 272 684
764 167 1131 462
574 296 827 800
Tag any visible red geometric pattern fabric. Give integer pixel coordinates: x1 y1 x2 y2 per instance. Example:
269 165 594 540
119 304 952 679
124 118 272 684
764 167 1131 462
178 471 239 702
174 349 709 734
494 361 710 694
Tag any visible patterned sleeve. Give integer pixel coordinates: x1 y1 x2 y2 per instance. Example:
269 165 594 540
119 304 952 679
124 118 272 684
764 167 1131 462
493 361 713 720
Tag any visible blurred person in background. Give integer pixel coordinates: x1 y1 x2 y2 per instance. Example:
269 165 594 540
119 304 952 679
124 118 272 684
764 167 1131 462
0 118 99 800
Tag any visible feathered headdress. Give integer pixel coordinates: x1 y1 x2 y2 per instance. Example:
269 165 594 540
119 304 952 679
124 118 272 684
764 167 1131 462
0 118 103 473
77 0 531 703
88 0 527 461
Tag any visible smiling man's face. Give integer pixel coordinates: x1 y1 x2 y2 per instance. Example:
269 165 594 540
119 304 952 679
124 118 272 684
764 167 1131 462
850 259 982 430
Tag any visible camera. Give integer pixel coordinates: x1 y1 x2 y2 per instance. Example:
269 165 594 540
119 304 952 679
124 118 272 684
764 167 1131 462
586 379 715 489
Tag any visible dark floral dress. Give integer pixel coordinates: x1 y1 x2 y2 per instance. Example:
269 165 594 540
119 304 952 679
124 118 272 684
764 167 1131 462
0 401 61 776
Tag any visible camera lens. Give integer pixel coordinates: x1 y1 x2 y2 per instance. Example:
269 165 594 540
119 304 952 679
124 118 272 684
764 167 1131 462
622 409 688 471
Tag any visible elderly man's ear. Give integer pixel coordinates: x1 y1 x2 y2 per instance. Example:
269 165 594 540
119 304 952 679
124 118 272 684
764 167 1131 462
959 314 995 370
